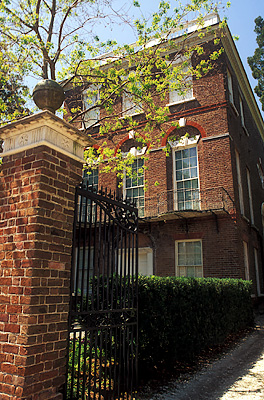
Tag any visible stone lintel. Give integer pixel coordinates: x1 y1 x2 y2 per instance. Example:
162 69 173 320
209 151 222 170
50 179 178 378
0 110 95 162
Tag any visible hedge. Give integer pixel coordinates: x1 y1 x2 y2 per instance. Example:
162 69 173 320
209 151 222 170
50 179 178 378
138 276 254 375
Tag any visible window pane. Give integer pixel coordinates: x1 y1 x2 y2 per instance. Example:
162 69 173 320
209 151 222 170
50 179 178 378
182 159 189 168
191 168 197 178
176 171 182 180
183 169 190 179
187 267 195 277
176 160 182 170
192 179 198 189
189 147 196 157
190 157 197 167
184 180 192 189
175 150 182 160
182 149 189 158
177 181 184 189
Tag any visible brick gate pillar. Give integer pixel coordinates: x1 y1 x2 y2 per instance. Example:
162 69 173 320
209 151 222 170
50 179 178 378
0 111 92 400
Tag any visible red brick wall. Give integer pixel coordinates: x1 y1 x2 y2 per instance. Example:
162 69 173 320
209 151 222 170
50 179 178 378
80 38 264 296
0 145 83 400
139 214 245 279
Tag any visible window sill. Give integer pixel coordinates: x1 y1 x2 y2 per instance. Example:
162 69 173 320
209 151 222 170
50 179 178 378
83 121 100 130
120 110 144 119
166 97 196 107
242 215 250 224
251 223 259 233
242 125 249 136
230 102 239 117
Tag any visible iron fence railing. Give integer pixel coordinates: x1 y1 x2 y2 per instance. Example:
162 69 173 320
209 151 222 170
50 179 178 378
66 186 138 400
143 187 235 218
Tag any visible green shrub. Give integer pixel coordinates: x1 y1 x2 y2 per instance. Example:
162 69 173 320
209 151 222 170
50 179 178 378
138 276 253 375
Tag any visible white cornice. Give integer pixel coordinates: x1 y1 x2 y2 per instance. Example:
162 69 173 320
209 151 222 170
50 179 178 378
0 110 95 162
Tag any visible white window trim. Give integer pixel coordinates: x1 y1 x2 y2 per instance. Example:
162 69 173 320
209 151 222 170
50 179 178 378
138 247 153 276
169 134 200 148
123 153 145 217
257 159 264 189
172 142 200 211
243 241 250 281
121 71 144 117
227 68 234 105
239 94 245 127
254 248 263 296
167 58 194 106
246 168 254 225
175 239 203 278
166 97 196 107
117 247 153 276
239 93 249 135
235 149 244 215
83 86 100 128
73 246 94 296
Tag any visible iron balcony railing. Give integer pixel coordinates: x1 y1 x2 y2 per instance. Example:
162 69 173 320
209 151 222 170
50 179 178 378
142 187 235 219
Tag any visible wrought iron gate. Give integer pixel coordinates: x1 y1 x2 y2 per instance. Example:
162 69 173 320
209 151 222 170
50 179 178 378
65 183 138 400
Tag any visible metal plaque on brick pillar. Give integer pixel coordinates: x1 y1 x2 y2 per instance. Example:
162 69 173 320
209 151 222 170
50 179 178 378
65 182 138 400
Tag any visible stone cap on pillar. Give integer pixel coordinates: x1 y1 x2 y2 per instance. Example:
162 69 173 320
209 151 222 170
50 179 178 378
0 110 95 162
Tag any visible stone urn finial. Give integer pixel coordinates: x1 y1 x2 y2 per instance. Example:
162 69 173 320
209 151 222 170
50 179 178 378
32 79 65 113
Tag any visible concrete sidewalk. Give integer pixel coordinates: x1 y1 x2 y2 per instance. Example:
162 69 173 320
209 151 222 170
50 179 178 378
138 315 264 400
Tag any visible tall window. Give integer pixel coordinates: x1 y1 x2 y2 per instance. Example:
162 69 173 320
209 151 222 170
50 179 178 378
227 68 234 105
122 72 142 116
73 247 94 296
235 149 244 215
239 94 245 128
122 93 142 116
257 159 264 189
83 168 99 189
81 168 99 222
83 86 100 128
124 158 144 217
243 241 250 280
169 60 193 104
175 240 203 277
254 248 262 296
246 168 254 224
174 146 199 210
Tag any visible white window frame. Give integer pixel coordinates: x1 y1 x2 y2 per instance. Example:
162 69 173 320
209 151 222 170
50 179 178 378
168 58 194 105
83 86 100 128
81 168 99 222
122 92 143 116
83 167 99 188
243 241 250 281
117 247 152 276
172 140 200 211
227 68 234 105
239 94 245 128
235 149 244 215
138 247 153 276
175 239 203 278
123 153 145 217
246 167 254 225
73 246 94 296
254 248 262 296
257 159 264 189
122 72 143 116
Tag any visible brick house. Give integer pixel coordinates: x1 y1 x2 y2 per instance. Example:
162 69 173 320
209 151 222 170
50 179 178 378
66 14 264 298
